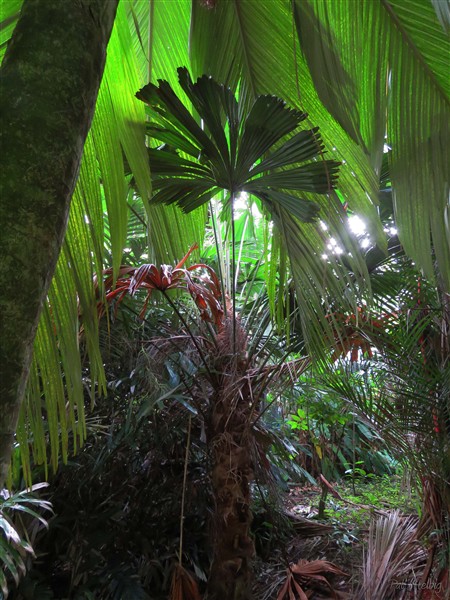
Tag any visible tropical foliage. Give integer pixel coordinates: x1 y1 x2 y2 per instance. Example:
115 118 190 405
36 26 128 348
0 484 52 597
0 0 449 597
100 246 313 598
1 0 448 479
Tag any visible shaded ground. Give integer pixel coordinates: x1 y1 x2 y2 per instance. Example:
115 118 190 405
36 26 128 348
253 475 420 599
10 472 427 599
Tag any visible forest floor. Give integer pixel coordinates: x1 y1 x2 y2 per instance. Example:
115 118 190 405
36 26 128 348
253 474 423 599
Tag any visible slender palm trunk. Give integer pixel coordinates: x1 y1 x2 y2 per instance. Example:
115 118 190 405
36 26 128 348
0 0 118 488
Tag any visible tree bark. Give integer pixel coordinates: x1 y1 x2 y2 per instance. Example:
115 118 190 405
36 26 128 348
208 425 255 600
207 320 256 600
0 0 118 489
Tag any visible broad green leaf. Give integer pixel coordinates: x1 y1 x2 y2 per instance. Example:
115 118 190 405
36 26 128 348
295 0 450 289
127 0 207 264
0 0 22 64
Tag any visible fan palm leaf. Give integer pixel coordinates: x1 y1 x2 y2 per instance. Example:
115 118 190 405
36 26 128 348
137 67 339 221
137 67 369 355
358 511 426 600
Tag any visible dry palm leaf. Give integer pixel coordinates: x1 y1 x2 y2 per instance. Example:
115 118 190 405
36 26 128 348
358 510 427 600
277 559 347 600
285 512 334 537
169 564 202 600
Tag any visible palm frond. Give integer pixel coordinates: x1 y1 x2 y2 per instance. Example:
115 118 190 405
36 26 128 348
0 0 21 64
127 0 208 265
137 67 339 216
294 0 450 289
359 511 426 600
277 558 347 600
14 3 150 481
138 67 365 353
190 0 386 249
189 2 379 353
169 564 201 600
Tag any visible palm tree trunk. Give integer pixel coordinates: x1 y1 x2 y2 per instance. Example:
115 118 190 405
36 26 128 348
207 321 256 600
0 0 118 488
208 426 255 600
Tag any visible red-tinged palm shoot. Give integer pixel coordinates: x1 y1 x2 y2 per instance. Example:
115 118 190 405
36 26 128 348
102 244 224 328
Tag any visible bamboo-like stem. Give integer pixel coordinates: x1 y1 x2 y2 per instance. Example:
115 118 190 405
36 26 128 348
231 193 236 354
209 200 227 318
178 415 192 567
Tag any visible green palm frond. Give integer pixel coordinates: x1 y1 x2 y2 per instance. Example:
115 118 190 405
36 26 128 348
12 3 152 481
137 67 368 354
294 0 450 289
137 67 339 220
4 2 206 482
0 0 21 64
189 0 386 249
188 0 379 353
126 0 208 267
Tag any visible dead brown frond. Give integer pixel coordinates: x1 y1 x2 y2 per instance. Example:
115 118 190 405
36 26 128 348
276 558 348 600
169 564 202 600
417 477 447 538
358 510 427 600
286 512 334 537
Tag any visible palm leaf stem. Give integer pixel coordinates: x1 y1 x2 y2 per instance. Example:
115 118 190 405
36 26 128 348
209 200 228 316
231 193 237 354
247 311 275 364
127 201 147 228
240 256 265 327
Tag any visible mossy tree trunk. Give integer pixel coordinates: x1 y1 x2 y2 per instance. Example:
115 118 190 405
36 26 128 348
0 0 118 488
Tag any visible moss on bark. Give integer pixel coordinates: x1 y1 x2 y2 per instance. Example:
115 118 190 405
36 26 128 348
0 0 118 488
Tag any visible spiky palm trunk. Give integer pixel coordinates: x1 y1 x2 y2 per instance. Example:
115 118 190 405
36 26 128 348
207 319 256 600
